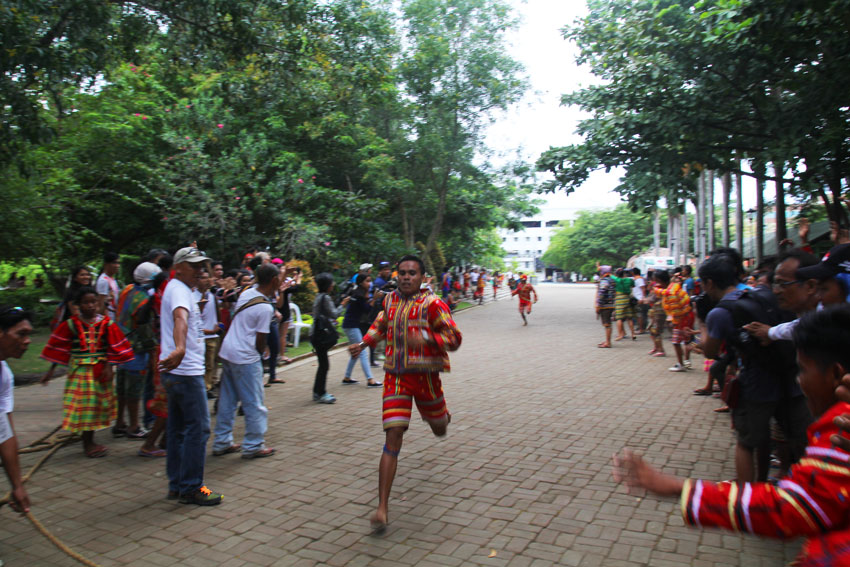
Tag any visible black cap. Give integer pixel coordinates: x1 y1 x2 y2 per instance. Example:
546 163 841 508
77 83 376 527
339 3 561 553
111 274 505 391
796 243 850 280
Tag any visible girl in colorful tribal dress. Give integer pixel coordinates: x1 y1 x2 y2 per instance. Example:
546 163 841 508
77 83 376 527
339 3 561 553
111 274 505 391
41 286 134 457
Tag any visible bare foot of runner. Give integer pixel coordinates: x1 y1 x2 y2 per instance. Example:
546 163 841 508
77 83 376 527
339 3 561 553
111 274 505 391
370 509 388 535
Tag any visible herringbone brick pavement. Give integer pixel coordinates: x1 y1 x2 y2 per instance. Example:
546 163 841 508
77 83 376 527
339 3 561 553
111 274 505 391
2 284 799 566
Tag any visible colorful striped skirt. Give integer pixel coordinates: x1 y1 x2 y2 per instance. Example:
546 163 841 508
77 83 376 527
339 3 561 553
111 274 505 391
614 292 636 320
62 360 116 433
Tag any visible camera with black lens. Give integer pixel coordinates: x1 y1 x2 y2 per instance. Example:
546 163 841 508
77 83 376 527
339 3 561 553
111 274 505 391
693 292 716 322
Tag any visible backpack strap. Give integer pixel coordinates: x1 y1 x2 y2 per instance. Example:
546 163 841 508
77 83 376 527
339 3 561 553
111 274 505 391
231 296 273 321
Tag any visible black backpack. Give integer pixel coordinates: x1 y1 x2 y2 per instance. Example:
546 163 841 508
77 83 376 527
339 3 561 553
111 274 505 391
310 294 339 349
715 288 796 381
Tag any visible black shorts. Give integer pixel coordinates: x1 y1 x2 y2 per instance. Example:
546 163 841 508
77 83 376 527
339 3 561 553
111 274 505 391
732 398 776 449
599 308 613 326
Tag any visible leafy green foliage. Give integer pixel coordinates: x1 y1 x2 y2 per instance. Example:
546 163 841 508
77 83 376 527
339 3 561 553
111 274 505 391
542 204 667 275
1 0 535 281
539 0 850 226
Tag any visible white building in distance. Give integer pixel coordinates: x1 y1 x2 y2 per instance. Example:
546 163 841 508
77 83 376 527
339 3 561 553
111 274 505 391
498 194 611 279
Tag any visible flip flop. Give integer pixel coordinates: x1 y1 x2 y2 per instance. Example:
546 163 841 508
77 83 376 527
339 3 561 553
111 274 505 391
267 378 286 385
85 445 108 458
693 388 712 396
597 343 611 348
138 448 167 458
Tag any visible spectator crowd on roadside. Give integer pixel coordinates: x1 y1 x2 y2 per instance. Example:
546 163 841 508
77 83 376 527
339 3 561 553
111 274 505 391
0 246 508 509
597 221 850 565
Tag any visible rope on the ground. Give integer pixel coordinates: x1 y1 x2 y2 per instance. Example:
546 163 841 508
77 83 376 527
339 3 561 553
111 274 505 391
1 428 101 567
26 511 102 567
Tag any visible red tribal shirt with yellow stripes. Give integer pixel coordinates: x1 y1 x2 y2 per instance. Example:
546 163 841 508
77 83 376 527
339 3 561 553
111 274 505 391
680 401 850 567
362 289 461 374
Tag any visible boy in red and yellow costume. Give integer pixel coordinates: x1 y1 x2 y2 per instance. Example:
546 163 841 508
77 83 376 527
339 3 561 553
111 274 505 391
349 254 462 534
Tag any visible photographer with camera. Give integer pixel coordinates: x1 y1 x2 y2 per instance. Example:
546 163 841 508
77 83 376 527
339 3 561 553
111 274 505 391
699 252 810 484
276 263 302 365
365 262 395 367
341 274 381 387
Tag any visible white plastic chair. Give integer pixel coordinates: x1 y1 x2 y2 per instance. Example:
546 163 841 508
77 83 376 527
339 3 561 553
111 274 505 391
288 302 311 348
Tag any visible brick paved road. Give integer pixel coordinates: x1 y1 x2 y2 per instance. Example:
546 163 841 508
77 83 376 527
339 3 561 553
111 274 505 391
2 284 800 566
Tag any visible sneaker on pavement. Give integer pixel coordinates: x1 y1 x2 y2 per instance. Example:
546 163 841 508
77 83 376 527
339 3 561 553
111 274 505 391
241 447 276 460
668 363 687 372
179 486 222 506
125 427 148 440
683 359 692 369
315 393 336 404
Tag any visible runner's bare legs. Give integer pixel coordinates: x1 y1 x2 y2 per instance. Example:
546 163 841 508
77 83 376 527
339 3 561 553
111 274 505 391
372 415 449 532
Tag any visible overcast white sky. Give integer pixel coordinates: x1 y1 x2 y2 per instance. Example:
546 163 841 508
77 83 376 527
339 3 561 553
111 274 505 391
484 0 759 217
483 0 624 216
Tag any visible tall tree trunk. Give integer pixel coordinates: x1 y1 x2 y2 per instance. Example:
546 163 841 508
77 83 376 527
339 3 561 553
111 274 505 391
735 164 744 253
653 206 661 256
721 171 731 247
670 212 679 263
681 205 689 265
666 203 672 251
399 198 414 249
774 161 787 247
696 171 705 262
707 170 715 252
753 161 766 265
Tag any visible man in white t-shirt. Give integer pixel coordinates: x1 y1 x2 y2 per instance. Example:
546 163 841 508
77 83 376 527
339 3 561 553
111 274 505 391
158 246 222 506
213 263 279 459
631 267 648 334
96 251 122 319
194 270 220 397
0 305 34 517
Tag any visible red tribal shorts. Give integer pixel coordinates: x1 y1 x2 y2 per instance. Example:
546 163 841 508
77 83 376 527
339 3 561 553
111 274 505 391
671 312 695 345
518 299 532 314
382 372 448 430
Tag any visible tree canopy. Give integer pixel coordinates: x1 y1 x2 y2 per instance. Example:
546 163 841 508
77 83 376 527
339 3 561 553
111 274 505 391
537 0 850 228
542 204 666 276
0 0 535 285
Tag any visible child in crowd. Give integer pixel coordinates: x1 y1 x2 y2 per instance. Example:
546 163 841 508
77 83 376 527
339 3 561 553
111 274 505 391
613 305 850 567
661 270 693 371
646 271 667 357
41 286 135 457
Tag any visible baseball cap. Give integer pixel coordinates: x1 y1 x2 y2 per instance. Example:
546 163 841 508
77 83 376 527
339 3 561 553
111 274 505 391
796 243 850 280
271 258 284 265
359 263 373 271
378 261 391 268
173 247 211 265
133 262 162 284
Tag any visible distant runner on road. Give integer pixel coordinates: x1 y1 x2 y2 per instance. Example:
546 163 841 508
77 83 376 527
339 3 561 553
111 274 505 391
511 275 538 325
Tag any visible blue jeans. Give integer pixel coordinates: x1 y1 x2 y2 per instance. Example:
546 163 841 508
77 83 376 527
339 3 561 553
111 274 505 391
343 327 372 380
266 320 279 382
162 373 210 495
214 360 268 454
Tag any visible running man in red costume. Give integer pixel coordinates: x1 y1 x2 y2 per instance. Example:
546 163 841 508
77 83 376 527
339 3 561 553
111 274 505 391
349 254 462 533
511 275 538 325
